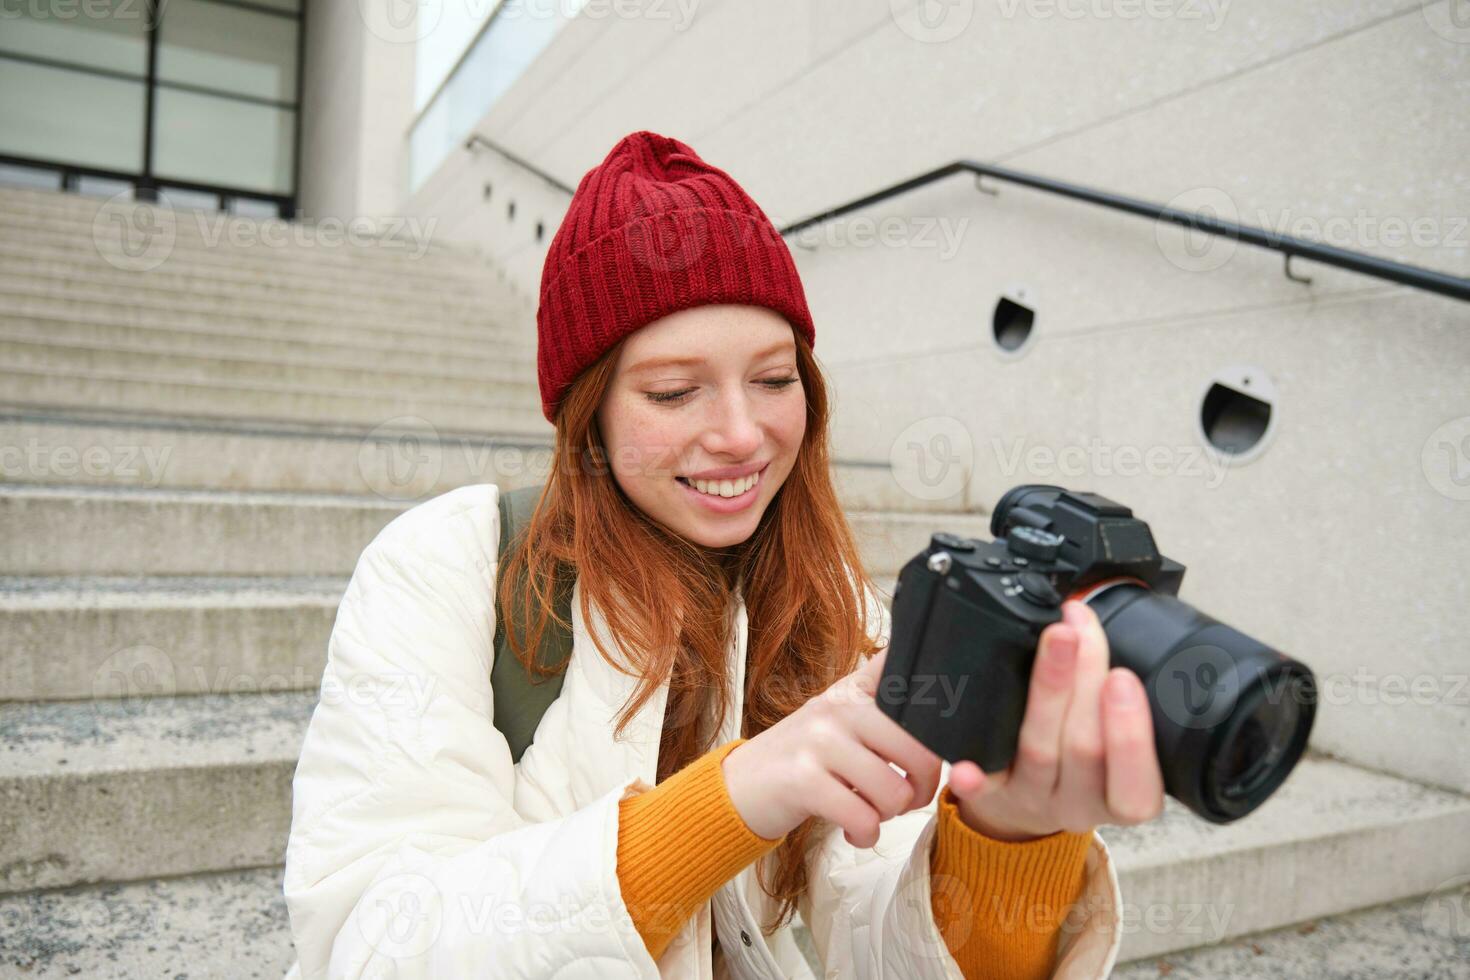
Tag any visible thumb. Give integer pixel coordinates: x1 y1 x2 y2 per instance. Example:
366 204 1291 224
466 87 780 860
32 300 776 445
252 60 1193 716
843 645 891 708
854 644 889 685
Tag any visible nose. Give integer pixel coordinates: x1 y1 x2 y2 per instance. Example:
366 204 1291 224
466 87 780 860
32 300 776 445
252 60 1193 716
700 384 763 459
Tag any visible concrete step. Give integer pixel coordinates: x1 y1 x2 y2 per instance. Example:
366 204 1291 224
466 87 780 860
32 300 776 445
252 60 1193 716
1114 879 1470 978
0 310 525 373
0 691 313 895
0 575 346 703
0 363 551 433
0 482 985 578
0 233 518 315
0 334 540 402
0 410 953 513
0 186 496 280
1098 755 1470 963
0 246 522 326
0 865 296 979
0 301 531 361
0 408 557 497
0 272 528 345
3 858 1467 980
2 704 1465 955
0 484 405 578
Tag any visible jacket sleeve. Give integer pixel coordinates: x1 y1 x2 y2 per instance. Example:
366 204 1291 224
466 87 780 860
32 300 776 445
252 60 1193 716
281 486 658 980
795 583 1125 980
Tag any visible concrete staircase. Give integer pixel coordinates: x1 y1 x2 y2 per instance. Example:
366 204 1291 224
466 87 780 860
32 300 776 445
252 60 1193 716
1 185 1467 977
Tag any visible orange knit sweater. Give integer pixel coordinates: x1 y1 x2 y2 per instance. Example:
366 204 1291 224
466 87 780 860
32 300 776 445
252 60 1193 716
617 737 1092 978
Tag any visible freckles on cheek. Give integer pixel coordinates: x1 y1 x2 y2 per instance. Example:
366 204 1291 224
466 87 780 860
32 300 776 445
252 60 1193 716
623 409 684 481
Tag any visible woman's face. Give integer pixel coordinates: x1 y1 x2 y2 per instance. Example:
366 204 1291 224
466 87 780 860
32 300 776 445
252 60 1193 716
595 304 807 550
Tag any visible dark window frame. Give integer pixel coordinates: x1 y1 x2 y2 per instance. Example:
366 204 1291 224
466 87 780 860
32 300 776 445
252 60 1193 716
0 0 305 217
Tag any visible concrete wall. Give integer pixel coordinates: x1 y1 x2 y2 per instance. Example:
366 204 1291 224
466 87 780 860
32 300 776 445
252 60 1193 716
392 0 1468 791
297 0 417 222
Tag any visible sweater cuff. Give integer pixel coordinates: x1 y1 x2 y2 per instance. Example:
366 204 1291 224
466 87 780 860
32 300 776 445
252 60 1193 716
616 737 786 960
930 784 1093 980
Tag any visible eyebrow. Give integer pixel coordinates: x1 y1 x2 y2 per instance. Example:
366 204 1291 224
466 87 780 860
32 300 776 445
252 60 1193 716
627 341 796 374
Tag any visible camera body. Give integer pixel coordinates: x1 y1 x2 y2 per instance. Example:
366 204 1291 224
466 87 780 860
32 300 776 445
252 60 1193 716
877 484 1315 823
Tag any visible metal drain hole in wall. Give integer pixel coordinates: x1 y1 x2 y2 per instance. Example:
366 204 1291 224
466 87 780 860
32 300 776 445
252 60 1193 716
993 297 1035 352
1201 381 1272 455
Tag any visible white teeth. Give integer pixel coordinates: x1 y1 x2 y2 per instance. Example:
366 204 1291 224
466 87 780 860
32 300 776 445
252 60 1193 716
687 469 760 498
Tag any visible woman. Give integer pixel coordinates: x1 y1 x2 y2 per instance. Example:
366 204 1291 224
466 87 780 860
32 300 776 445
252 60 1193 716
282 131 1164 979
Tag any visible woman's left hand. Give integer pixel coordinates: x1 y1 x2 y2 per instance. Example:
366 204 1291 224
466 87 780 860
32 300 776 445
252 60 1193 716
946 599 1166 842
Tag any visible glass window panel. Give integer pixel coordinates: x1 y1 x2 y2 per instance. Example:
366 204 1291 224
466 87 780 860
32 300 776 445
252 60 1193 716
0 60 145 172
415 0 501 112
408 93 452 195
158 185 223 211
408 0 590 192
152 88 294 195
156 0 298 102
0 161 63 191
75 173 135 198
229 195 280 218
216 0 299 12
0 0 148 75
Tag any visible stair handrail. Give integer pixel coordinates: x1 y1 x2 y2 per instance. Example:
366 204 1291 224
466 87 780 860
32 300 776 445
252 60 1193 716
460 140 1468 303
464 133 576 196
778 159 1469 303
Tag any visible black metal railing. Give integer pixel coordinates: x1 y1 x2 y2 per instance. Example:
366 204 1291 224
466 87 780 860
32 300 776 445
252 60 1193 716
465 134 575 196
779 160 1469 303
462 141 1469 303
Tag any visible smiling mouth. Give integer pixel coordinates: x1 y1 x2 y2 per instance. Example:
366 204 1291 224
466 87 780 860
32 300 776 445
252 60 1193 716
674 465 766 499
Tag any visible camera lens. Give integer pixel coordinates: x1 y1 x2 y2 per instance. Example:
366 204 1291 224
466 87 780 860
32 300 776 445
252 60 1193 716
1086 584 1316 824
1206 668 1313 818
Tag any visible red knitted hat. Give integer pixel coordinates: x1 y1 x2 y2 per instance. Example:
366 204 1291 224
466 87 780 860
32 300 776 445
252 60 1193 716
535 130 816 423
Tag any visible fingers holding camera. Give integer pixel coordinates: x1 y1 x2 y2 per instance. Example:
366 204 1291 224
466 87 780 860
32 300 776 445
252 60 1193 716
1009 616 1080 798
1054 601 1111 819
850 703 944 812
1101 668 1166 824
828 739 918 823
809 764 886 849
836 646 942 810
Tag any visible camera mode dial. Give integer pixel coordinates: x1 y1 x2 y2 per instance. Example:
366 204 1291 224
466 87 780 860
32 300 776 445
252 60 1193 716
1006 525 1064 561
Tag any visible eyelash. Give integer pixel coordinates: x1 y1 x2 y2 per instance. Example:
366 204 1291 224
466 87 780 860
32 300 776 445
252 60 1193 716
646 377 799 405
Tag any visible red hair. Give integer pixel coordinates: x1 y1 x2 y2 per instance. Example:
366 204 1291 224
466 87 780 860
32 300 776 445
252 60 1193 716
496 324 884 933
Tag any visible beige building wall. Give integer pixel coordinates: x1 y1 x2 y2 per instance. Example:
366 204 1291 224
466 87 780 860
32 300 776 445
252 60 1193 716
297 0 418 222
319 0 1470 792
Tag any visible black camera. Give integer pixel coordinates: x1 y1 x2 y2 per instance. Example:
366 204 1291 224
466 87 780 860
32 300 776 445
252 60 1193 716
877 484 1316 824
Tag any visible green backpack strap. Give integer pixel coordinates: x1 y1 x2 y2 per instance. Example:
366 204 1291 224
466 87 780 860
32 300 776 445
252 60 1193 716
491 483 574 764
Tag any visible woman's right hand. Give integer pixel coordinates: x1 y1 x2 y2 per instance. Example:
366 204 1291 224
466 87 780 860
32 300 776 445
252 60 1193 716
721 648 944 848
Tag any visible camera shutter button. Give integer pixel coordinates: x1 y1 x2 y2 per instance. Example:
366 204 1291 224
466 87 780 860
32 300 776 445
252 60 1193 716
1017 572 1061 606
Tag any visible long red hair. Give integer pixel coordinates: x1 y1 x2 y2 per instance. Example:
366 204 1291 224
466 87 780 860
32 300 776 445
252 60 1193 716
496 324 884 933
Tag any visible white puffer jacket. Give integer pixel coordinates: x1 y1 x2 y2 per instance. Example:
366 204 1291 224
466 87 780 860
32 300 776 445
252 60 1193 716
282 484 1124 979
